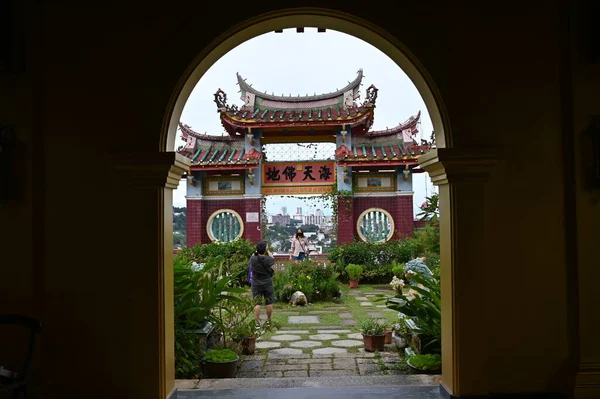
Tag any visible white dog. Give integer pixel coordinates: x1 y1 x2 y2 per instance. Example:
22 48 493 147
289 291 308 306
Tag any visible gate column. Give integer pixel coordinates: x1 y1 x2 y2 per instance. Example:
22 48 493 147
420 148 496 398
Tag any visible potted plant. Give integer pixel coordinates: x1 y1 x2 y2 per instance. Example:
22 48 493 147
384 327 393 344
385 270 441 354
392 315 410 350
358 317 386 352
345 264 363 289
406 353 441 375
233 319 280 355
233 320 258 355
202 348 239 378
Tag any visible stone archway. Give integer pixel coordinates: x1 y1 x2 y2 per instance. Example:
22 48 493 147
160 8 496 399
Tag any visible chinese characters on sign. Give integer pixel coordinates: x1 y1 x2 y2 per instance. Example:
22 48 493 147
262 186 333 195
262 162 336 186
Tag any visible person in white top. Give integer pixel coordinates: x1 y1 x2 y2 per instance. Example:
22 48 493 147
289 228 310 262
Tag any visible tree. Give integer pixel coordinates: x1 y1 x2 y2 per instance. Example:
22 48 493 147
173 206 187 246
299 224 319 232
416 193 439 223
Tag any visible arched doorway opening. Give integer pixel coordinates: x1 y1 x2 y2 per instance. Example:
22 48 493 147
162 8 454 398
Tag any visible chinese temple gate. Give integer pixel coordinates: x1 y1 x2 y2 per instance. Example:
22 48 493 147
177 69 433 247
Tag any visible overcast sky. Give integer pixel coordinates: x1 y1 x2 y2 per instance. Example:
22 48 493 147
174 28 436 216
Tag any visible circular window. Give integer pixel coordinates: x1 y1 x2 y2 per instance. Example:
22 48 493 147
356 208 395 242
206 209 244 242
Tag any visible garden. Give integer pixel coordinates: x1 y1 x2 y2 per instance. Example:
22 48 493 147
173 196 442 380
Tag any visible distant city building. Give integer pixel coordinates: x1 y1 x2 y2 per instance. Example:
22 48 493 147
304 209 325 227
272 213 290 226
281 206 288 216
293 207 303 221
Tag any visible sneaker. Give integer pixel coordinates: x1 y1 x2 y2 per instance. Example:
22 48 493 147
264 320 271 328
255 321 261 330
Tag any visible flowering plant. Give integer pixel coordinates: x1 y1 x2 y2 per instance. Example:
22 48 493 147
403 258 432 285
385 269 441 353
416 193 439 222
389 276 405 295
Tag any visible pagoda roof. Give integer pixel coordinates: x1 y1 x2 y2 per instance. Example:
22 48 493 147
236 69 363 105
218 106 374 134
366 111 421 138
335 143 430 166
179 123 243 143
214 70 378 136
177 123 258 171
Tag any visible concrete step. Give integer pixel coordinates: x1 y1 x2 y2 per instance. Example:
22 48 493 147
177 374 440 391
177 385 441 398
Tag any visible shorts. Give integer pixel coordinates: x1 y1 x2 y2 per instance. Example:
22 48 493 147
293 252 306 261
251 284 274 305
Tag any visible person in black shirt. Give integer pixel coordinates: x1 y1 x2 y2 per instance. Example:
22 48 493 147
250 240 275 326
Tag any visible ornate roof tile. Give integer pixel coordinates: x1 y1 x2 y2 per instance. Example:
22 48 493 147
236 69 363 103
335 143 431 165
365 111 421 138
176 123 257 170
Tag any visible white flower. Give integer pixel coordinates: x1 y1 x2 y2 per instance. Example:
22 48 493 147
389 276 405 294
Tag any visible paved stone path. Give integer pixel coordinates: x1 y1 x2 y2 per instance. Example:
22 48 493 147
237 290 405 378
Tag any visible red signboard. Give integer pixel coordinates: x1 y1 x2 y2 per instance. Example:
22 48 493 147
261 162 336 186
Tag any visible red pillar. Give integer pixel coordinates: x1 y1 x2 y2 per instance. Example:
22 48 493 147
337 197 355 245
243 197 262 244
186 199 203 247
395 195 414 239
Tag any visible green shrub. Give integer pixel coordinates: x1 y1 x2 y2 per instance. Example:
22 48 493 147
174 329 204 379
413 223 440 255
272 260 340 303
176 240 255 284
204 348 238 363
422 251 440 275
407 353 441 370
345 264 363 280
328 240 422 283
391 261 404 278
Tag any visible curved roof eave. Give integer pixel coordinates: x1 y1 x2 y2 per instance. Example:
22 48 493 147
179 122 243 142
365 111 421 137
236 69 364 103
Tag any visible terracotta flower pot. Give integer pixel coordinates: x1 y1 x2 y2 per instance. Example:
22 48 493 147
362 334 386 352
241 337 256 355
349 280 359 289
384 328 393 344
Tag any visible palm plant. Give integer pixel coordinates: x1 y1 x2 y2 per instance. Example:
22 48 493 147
173 256 245 377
